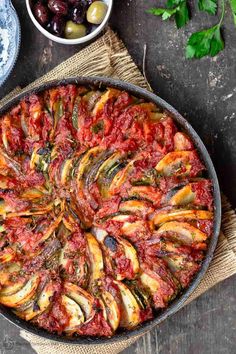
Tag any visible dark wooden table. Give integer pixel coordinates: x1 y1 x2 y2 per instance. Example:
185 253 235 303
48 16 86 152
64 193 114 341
0 1 235 353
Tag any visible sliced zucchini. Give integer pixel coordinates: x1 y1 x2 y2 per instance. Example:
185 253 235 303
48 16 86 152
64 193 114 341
101 290 120 331
61 295 85 333
155 151 196 176
76 147 103 189
140 272 160 294
153 209 213 226
0 274 40 307
86 232 104 283
14 281 54 321
64 282 94 321
0 263 21 287
156 221 207 244
113 280 140 329
39 213 64 244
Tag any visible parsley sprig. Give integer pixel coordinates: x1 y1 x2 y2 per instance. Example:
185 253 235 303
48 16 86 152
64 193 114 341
148 0 235 59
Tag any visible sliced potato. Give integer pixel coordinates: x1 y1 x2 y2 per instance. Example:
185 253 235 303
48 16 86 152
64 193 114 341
155 151 194 176
61 295 85 332
101 290 120 331
61 158 73 185
64 282 94 321
15 281 54 321
140 272 159 294
117 237 139 278
153 209 213 226
0 278 26 296
86 232 104 283
114 280 140 329
0 274 40 307
119 200 154 216
109 160 135 195
169 185 195 206
156 221 207 244
92 88 121 116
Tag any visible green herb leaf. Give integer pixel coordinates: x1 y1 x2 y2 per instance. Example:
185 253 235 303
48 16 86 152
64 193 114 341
147 7 178 21
186 25 224 59
229 0 236 26
198 0 217 15
175 1 190 28
147 0 189 28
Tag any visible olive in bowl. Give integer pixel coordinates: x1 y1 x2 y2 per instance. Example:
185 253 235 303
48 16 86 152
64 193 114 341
26 0 113 45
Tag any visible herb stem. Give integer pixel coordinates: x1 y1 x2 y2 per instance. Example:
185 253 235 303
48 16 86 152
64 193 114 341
219 0 225 26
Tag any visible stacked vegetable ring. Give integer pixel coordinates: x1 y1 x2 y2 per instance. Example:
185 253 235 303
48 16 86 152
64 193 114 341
0 85 214 337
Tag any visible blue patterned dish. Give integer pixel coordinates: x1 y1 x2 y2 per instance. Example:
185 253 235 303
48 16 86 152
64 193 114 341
0 0 21 87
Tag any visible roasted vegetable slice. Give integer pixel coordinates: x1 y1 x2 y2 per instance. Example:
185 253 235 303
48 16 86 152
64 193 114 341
155 151 203 177
86 232 104 284
61 295 85 333
64 282 95 322
114 280 140 329
153 209 213 226
156 221 207 245
119 199 154 217
14 280 55 320
92 88 121 116
0 274 40 307
100 290 120 331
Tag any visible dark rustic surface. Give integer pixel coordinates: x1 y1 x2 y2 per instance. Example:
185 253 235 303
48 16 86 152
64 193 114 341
0 1 235 353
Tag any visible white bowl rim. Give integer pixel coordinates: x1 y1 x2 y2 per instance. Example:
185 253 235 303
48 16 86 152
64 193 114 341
25 0 113 45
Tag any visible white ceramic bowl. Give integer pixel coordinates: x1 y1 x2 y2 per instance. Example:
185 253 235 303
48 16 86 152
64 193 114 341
26 0 113 45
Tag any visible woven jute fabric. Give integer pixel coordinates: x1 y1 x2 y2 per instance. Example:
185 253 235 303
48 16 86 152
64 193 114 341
1 28 236 354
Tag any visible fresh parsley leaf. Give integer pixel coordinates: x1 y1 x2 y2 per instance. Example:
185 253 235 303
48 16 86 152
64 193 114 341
147 0 189 28
186 25 224 59
175 1 190 28
229 0 236 26
198 0 217 15
147 7 178 21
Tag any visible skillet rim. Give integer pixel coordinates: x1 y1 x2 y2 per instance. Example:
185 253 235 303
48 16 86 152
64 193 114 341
0 76 221 344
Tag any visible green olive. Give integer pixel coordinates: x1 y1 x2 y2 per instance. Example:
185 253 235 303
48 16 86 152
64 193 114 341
86 1 108 25
64 21 87 40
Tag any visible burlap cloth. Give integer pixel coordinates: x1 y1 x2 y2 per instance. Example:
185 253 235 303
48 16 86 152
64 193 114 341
1 28 236 354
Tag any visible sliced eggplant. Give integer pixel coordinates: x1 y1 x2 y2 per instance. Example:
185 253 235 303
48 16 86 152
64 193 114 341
101 290 120 331
61 295 85 333
155 151 198 176
153 209 213 226
0 274 40 307
156 221 207 245
113 280 140 329
86 232 104 284
14 281 55 321
64 282 94 321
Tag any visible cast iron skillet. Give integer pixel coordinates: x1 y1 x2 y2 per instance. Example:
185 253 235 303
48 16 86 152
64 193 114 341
0 77 221 344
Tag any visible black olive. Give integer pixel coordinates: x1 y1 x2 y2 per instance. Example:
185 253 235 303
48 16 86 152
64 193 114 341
48 0 68 16
104 236 118 252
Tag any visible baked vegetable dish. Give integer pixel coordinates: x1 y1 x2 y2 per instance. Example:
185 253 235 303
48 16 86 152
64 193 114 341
0 85 214 337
